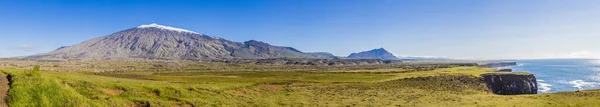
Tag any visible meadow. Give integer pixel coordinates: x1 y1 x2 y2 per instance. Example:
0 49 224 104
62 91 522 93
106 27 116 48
1 62 600 107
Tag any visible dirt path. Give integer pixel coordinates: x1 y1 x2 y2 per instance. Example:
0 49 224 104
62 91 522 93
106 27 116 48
0 72 8 107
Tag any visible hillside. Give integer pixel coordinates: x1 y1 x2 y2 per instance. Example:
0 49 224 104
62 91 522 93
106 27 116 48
348 48 399 60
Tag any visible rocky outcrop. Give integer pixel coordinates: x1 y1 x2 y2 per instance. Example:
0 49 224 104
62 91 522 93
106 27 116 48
481 73 537 95
497 69 512 72
479 62 517 68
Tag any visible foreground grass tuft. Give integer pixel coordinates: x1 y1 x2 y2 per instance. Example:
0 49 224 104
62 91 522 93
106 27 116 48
3 69 99 107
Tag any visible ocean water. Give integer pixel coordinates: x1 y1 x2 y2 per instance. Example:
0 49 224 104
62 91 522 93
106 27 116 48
510 59 600 93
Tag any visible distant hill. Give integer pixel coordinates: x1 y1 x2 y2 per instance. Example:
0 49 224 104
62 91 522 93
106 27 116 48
26 23 336 60
307 52 337 58
347 48 398 60
397 56 452 61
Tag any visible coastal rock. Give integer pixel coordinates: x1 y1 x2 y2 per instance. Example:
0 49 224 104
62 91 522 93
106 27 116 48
497 69 512 72
480 62 517 68
481 73 538 95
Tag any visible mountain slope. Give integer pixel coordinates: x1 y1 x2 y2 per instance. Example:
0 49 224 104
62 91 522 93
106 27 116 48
307 52 337 58
27 23 334 60
347 48 398 60
231 40 314 58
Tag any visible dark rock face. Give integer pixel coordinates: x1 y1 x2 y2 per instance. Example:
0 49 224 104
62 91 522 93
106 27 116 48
481 73 538 95
347 48 398 60
497 69 512 72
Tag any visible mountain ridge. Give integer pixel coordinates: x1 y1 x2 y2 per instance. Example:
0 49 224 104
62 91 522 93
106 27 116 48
26 23 337 61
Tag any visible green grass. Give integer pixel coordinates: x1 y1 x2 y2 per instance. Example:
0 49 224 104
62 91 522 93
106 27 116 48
3 69 99 107
2 66 600 106
483 71 534 75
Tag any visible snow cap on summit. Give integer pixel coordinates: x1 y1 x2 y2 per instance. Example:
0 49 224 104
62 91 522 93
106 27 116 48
137 23 199 34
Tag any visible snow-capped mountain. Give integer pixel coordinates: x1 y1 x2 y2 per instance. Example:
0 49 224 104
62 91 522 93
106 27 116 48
27 23 335 60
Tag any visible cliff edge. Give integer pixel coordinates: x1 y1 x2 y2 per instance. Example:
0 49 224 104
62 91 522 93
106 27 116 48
481 72 538 95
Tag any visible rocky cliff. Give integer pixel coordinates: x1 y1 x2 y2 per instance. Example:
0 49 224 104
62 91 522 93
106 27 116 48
481 72 538 95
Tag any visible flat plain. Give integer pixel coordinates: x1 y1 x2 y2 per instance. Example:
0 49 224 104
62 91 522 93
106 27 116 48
0 61 599 107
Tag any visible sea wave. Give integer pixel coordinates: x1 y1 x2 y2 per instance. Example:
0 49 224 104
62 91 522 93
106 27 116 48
568 80 600 90
537 80 552 93
588 60 600 65
592 75 600 81
592 68 600 72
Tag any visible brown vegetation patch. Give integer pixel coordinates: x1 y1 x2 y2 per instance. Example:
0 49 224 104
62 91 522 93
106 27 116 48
226 90 246 96
172 104 193 107
226 88 263 97
102 88 124 96
133 101 150 107
384 75 490 93
257 85 284 92
94 72 152 80
0 72 9 107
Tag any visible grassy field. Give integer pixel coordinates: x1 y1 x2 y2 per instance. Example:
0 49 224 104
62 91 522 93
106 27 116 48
2 66 600 107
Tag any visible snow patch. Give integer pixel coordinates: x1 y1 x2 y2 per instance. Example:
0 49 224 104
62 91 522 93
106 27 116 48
137 23 199 34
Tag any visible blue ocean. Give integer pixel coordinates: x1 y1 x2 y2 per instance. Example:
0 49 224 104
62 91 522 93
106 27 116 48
510 59 600 93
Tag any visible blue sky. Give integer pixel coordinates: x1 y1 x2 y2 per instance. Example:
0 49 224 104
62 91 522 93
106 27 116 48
1 0 599 59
